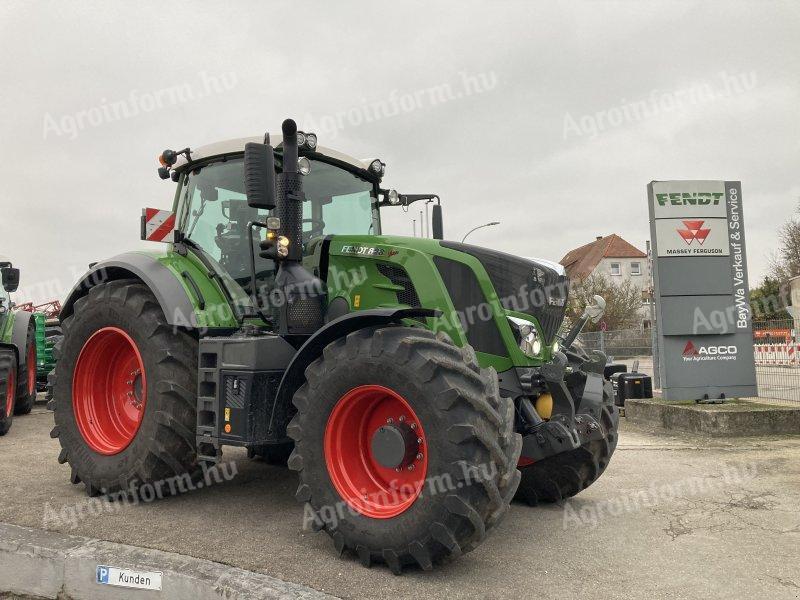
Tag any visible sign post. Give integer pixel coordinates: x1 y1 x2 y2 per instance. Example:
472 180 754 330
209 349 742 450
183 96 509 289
647 180 757 401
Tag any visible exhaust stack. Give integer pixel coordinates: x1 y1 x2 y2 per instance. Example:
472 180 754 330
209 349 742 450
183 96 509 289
276 119 304 262
271 118 326 334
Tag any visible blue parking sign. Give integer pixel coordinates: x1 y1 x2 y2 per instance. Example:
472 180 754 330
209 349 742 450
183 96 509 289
96 566 109 584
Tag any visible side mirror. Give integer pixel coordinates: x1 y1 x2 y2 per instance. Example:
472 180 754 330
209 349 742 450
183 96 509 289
431 204 444 240
583 294 607 323
1 267 20 293
244 141 276 210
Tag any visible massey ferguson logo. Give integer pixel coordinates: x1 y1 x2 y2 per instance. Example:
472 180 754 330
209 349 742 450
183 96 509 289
682 340 738 362
677 220 710 246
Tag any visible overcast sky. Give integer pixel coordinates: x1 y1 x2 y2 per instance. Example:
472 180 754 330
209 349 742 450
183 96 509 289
1 1 798 304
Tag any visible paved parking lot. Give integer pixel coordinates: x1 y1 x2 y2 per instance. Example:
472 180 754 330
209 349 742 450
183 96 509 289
0 402 798 600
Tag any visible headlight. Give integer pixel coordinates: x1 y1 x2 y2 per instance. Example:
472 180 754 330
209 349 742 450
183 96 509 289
297 156 311 176
552 341 560 354
296 132 307 147
305 133 317 149
508 316 543 357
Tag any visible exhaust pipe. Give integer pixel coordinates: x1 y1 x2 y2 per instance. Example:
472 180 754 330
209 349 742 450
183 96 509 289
276 119 304 262
272 118 326 334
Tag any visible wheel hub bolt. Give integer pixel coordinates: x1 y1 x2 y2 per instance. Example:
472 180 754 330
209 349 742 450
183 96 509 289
416 453 423 460
407 464 415 471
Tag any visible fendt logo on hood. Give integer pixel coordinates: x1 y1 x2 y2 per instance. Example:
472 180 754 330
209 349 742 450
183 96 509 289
682 340 738 362
676 220 710 246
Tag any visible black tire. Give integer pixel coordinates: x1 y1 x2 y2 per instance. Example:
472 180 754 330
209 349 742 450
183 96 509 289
515 379 619 505
0 349 17 436
49 280 199 497
14 325 37 415
287 326 521 574
249 441 294 465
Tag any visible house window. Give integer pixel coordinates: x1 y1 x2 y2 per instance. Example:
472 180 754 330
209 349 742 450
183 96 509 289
631 262 641 276
610 262 621 276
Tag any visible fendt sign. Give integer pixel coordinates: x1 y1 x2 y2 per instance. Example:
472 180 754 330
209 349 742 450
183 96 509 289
648 180 757 401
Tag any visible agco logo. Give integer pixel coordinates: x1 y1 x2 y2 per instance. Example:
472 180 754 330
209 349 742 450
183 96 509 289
682 341 738 362
676 220 710 246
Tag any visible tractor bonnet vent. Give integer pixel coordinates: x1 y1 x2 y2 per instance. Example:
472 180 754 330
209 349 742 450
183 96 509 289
377 263 421 307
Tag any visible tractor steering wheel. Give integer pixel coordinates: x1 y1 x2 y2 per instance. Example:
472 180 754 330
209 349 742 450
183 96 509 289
302 218 326 242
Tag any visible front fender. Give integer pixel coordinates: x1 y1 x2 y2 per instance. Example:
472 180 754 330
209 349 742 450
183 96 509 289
269 307 440 437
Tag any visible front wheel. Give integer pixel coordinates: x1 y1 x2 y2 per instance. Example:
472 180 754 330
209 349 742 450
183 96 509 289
287 326 521 573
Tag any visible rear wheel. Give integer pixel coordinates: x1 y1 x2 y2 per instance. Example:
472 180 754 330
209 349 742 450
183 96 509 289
49 280 199 497
0 349 17 435
14 325 37 415
515 379 619 505
287 326 521 573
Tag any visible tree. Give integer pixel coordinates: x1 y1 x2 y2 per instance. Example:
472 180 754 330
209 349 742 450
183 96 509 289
749 276 792 322
565 273 644 332
769 201 800 281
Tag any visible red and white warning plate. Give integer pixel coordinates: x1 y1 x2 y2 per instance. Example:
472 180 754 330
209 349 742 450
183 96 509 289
141 208 176 243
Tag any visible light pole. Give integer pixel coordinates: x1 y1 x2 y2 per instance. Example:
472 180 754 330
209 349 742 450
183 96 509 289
462 221 500 243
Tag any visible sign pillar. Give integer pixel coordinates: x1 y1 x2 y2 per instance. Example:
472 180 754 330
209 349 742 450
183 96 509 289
647 180 757 401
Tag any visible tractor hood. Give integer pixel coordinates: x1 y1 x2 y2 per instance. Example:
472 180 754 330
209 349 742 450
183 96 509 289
324 235 570 345
437 241 570 343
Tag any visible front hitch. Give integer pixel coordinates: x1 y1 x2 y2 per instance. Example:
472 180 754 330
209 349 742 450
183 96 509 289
518 349 608 463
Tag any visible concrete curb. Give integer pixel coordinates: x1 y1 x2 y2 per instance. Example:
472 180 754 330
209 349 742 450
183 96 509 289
626 399 800 436
0 522 337 600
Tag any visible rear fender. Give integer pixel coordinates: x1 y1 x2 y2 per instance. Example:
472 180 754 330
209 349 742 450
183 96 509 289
10 310 33 376
60 251 237 331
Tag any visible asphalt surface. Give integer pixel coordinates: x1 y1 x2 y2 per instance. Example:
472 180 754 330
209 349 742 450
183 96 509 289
0 400 798 600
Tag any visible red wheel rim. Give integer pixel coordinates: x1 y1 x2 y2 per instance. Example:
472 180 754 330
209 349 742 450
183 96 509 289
72 327 147 455
324 385 428 519
5 367 15 418
27 342 36 396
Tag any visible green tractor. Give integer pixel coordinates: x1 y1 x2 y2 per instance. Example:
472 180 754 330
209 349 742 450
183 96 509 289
49 119 618 572
34 312 61 392
0 262 38 435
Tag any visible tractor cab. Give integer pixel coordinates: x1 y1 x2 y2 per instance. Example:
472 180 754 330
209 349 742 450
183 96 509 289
168 136 393 310
164 133 440 324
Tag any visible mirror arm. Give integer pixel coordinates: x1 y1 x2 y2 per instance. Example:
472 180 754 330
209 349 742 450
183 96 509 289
561 315 589 350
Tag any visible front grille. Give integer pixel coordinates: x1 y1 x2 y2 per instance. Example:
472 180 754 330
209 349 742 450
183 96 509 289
377 263 421 307
439 242 569 343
